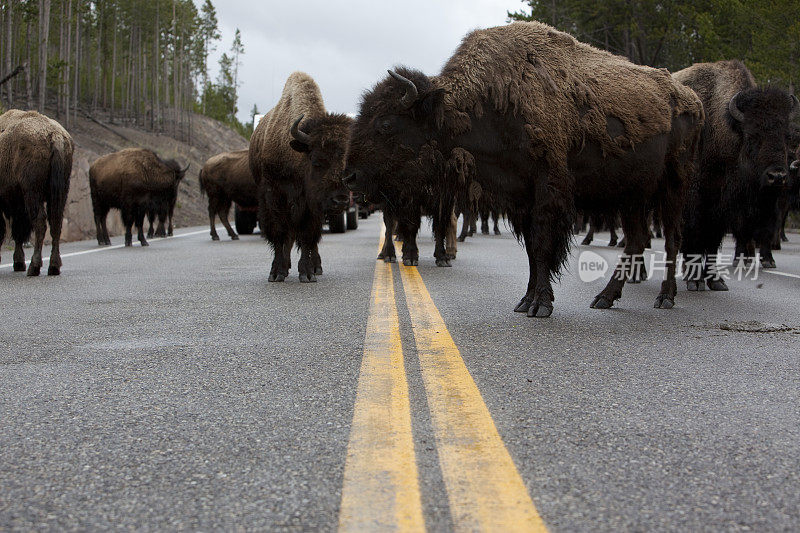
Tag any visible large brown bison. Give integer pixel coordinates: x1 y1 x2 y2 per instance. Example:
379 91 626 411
249 72 352 283
90 148 188 247
674 60 798 289
0 110 73 276
199 149 257 241
344 21 703 317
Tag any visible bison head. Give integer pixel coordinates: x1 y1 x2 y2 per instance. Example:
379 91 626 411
343 68 447 206
290 113 353 212
727 87 799 189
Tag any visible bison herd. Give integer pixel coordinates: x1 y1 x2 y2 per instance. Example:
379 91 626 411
1 21 799 318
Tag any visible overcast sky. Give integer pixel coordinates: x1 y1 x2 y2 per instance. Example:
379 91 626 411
204 0 526 123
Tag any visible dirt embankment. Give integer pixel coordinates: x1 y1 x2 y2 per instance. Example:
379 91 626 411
56 111 247 242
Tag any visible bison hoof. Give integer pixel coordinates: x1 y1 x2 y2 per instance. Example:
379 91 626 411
26 264 41 277
104 240 112 246
403 258 418 266
47 265 61 276
140 241 149 247
13 261 25 272
590 295 614 309
125 241 132 247
654 294 674 309
435 258 452 267
314 267 323 275
482 229 490 235
707 279 729 291
580 236 592 245
494 229 501 235
457 236 466 243
268 273 286 282
383 255 396 263
211 234 220 241
686 280 704 291
526 302 553 318
514 297 532 313
761 258 777 269
608 238 618 247
231 234 239 240
147 231 154 238
299 272 317 283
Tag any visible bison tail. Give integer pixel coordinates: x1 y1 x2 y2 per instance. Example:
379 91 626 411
48 140 72 223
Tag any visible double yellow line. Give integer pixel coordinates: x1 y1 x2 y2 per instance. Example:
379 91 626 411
339 230 546 532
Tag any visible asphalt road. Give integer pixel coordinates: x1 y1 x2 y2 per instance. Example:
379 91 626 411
1 215 799 531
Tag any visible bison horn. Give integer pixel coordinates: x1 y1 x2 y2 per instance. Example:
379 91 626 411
728 92 745 122
791 160 799 171
181 163 190 173
388 70 418 109
291 114 311 145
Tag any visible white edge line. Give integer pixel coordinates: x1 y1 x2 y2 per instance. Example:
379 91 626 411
0 227 215 269
764 270 800 279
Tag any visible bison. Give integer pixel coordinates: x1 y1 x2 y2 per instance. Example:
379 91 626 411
199 149 257 241
249 72 352 283
344 21 703 317
89 148 188 247
674 60 798 289
0 110 73 276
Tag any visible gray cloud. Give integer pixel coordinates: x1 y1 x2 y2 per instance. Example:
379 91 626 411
204 0 523 121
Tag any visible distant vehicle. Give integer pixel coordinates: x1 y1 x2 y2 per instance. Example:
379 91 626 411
327 192 359 233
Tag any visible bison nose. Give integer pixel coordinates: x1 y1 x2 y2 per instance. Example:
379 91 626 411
342 171 359 191
765 168 787 186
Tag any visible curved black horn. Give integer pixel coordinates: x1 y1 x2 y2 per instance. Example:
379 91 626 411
728 92 745 122
790 159 799 171
388 70 419 109
180 163 190 173
291 114 311 145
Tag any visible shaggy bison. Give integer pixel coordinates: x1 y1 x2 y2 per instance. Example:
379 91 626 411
89 148 188 247
0 110 73 276
344 22 703 317
674 60 798 288
199 149 257 241
249 72 352 283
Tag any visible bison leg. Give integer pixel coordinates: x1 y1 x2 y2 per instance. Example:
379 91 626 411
146 211 156 238
580 224 594 245
268 236 291 282
12 240 25 272
608 225 619 247
398 216 420 266
46 193 65 276
480 210 490 235
207 203 220 240
154 209 168 238
434 198 455 267
122 209 135 247
703 254 729 292
94 209 110 246
135 210 149 247
654 214 681 307
591 211 647 309
514 225 538 313
297 229 320 283
493 211 501 235
378 211 397 262
219 204 239 241
457 210 472 242
445 210 458 259
26 205 47 277
312 246 323 276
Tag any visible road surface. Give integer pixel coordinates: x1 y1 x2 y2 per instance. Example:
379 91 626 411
2 216 799 531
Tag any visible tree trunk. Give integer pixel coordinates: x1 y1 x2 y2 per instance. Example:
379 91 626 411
110 6 117 122
37 0 50 114
5 0 13 107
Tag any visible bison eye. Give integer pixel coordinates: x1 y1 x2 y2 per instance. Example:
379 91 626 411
377 118 393 134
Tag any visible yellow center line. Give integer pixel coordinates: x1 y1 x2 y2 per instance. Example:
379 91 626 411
398 263 547 532
339 227 425 532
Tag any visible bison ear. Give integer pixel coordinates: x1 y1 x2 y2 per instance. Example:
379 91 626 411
290 140 311 153
415 88 446 129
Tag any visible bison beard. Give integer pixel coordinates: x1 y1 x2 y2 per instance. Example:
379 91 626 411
0 110 74 276
344 21 703 317
674 60 798 287
249 72 352 283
